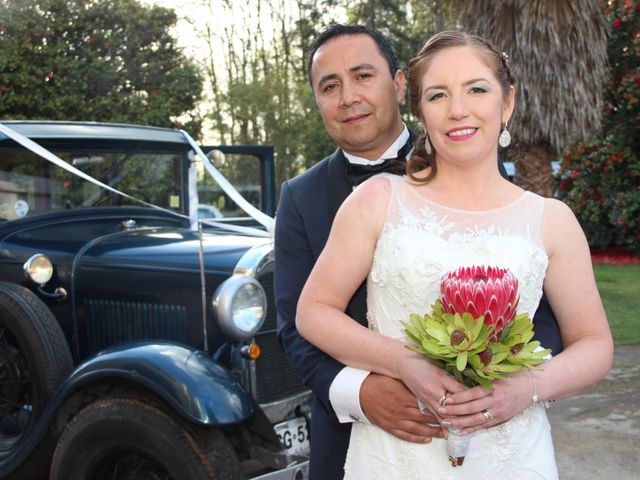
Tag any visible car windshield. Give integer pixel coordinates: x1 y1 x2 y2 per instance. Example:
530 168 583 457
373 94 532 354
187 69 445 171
0 146 185 221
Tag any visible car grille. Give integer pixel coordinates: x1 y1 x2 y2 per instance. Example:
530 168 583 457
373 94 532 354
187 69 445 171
255 273 307 404
82 299 188 357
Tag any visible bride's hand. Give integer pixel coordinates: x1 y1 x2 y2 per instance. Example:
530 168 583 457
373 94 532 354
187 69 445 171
442 370 534 434
397 351 467 419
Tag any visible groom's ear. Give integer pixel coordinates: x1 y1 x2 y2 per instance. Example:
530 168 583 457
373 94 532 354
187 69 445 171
393 69 407 105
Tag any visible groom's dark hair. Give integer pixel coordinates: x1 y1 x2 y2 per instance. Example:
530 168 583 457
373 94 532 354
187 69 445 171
306 24 400 86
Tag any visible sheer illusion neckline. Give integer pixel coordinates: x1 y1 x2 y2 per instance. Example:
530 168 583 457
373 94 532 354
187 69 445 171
402 176 530 214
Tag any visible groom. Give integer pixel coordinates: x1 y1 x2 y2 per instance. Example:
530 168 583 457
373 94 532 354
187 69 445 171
275 24 562 480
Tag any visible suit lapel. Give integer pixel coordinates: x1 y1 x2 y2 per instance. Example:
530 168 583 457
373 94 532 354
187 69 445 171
326 149 353 225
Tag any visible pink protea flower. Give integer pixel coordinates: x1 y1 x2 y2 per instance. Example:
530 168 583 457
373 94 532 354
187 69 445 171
440 265 519 341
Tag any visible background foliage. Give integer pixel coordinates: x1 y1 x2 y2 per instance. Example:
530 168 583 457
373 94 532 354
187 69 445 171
1 0 638 252
0 0 202 133
557 0 639 252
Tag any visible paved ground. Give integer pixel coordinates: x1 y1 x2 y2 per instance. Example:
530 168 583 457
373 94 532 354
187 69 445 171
548 345 640 479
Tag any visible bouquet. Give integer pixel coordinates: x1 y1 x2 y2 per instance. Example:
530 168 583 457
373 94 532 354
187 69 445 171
402 265 551 467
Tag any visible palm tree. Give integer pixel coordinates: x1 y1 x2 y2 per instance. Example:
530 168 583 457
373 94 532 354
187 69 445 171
461 0 608 196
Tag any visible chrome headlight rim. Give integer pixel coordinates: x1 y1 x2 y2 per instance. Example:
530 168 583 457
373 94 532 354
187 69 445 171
213 275 266 342
23 254 54 286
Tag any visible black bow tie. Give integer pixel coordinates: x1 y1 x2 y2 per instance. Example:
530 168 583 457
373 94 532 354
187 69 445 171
346 139 413 187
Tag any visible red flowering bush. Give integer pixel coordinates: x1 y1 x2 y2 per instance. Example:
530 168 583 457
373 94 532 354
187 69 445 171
558 139 639 252
557 0 639 253
602 0 640 151
591 247 640 264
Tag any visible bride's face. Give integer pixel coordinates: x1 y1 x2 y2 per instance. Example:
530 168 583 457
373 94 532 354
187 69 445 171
418 46 515 169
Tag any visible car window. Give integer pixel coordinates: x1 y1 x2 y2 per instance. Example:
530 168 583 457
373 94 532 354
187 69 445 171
0 149 184 220
197 151 263 219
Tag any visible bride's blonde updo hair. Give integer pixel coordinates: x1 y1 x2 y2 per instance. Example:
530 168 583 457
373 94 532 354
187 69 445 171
407 31 516 183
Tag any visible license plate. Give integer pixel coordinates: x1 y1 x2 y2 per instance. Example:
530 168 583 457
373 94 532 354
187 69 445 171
274 416 310 455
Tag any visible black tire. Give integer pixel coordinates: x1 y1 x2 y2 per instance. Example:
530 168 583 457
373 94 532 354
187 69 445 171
0 282 73 457
50 397 244 480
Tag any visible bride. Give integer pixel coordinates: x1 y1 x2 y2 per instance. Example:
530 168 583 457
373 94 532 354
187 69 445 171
296 31 613 479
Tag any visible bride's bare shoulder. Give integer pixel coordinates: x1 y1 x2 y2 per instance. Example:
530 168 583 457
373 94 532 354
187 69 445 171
337 175 394 227
543 197 577 223
541 198 586 252
351 175 394 204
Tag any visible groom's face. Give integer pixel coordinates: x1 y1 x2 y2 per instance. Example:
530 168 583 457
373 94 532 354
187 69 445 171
310 34 406 160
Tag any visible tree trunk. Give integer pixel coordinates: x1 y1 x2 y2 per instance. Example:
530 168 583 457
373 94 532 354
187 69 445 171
512 143 553 197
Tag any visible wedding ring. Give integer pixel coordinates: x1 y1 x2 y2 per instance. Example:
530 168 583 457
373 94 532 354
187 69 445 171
438 393 448 407
482 409 494 422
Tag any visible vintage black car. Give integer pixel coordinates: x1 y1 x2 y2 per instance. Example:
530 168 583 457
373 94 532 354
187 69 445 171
0 121 310 480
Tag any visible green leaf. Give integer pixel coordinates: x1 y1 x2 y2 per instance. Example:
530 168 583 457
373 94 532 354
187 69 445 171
469 327 492 349
433 300 446 316
456 351 468 371
401 321 420 340
421 339 453 358
492 363 522 373
475 375 494 391
425 319 452 344
449 368 464 383
471 316 485 340
409 314 429 336
492 350 510 364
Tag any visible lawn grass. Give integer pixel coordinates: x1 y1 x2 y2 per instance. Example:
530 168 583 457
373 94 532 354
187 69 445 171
594 264 640 345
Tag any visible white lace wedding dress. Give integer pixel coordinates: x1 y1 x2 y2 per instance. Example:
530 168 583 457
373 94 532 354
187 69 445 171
343 174 559 480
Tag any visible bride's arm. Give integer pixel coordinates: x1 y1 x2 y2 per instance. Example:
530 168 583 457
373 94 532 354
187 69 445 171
296 177 464 406
444 198 613 430
525 198 613 399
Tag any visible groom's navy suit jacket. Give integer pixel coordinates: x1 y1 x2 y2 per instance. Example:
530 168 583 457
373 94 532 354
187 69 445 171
274 148 563 480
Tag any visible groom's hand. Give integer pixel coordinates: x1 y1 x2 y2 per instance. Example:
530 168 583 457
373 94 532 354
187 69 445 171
360 373 443 443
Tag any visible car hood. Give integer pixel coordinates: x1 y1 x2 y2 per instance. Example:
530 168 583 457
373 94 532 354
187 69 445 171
0 209 270 277
84 227 268 274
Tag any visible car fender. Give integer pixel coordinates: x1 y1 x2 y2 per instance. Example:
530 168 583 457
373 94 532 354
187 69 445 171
62 340 256 423
0 341 255 477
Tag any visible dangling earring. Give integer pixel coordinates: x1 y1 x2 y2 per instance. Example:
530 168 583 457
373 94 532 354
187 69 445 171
499 124 511 148
424 135 432 155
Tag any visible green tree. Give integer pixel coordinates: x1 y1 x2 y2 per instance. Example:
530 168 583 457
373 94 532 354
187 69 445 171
0 0 202 133
191 0 337 191
346 0 462 70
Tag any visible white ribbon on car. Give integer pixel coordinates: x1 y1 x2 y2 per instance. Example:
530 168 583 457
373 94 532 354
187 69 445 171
0 122 273 238
179 130 275 234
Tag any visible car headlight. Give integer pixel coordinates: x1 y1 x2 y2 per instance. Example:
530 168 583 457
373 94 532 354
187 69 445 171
213 275 266 341
23 254 54 286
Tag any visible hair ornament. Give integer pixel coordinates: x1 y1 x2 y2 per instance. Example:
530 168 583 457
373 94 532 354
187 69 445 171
501 51 510 64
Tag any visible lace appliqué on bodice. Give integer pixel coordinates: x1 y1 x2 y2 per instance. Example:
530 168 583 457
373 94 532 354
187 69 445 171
345 174 558 480
366 175 548 340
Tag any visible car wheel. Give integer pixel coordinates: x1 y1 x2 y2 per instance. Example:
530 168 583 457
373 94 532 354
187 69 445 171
50 397 244 480
0 282 73 456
